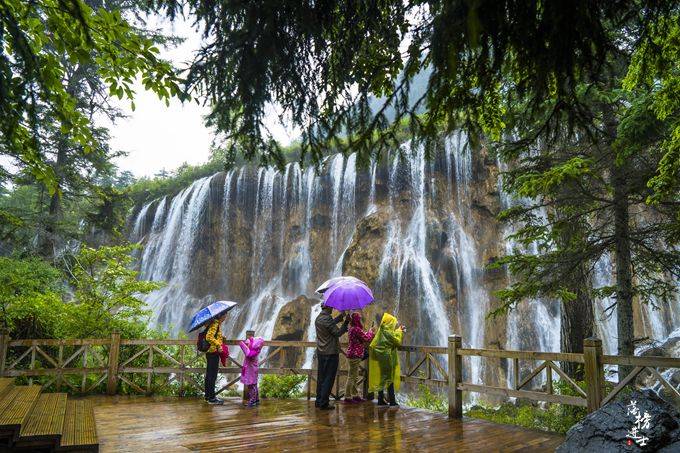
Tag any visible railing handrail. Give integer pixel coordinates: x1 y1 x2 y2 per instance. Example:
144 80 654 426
2 331 679 418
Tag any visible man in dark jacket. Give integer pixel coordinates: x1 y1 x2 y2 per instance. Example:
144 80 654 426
314 303 349 409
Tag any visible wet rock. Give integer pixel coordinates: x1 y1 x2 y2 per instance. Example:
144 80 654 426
272 295 317 367
341 209 390 286
557 390 680 453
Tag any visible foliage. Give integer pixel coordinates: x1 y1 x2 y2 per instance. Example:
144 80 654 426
405 384 447 413
0 0 184 192
0 256 66 337
404 382 587 434
259 374 307 399
63 244 163 338
149 1 677 180
624 15 680 206
467 381 588 435
0 245 162 340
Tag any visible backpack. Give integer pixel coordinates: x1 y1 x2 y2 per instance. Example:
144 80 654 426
197 330 210 352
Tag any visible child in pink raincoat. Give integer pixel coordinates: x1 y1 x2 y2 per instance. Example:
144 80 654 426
239 333 264 407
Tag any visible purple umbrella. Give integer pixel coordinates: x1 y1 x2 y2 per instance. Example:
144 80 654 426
322 280 374 311
315 276 366 294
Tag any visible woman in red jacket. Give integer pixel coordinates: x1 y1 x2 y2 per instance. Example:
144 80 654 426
344 312 375 403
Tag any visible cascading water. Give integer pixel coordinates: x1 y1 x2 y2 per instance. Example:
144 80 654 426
131 134 680 393
140 175 216 330
375 143 450 347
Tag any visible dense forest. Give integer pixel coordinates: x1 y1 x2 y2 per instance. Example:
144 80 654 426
0 0 678 383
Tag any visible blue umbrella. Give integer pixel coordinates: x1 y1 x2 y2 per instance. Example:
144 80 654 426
188 300 238 332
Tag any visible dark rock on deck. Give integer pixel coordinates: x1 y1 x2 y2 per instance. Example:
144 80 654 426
557 390 680 452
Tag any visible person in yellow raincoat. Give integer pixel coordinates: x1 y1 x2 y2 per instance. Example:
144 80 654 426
368 312 404 406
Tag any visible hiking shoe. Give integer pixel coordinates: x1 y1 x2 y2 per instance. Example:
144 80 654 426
207 398 224 405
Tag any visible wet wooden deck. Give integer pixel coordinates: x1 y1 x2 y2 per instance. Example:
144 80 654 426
89 396 564 452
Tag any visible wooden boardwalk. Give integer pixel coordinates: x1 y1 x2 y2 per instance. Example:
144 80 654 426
89 396 563 452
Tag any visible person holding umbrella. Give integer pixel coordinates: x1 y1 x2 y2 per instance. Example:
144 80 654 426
315 277 374 410
314 302 349 410
189 300 238 405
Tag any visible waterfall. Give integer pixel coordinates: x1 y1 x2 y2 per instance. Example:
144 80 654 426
139 176 216 332
131 202 153 241
375 143 450 346
130 135 679 379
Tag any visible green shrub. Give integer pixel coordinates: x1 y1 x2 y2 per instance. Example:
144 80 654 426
466 379 588 434
404 380 589 434
405 384 447 413
259 374 307 399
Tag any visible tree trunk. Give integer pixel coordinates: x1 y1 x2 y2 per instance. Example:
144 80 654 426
613 162 635 361
40 139 68 259
602 103 635 379
557 217 595 380
561 273 595 380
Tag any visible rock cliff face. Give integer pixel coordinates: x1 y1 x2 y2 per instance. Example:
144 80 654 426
130 134 679 390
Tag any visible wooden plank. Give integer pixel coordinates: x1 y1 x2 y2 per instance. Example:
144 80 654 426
602 355 680 368
8 346 34 370
19 392 67 440
119 345 150 368
5 367 108 377
106 331 121 395
82 345 89 393
0 385 42 436
584 337 604 412
448 335 463 419
0 377 14 398
87 396 564 452
406 355 427 377
59 399 98 450
61 346 85 368
648 366 680 401
117 374 145 394
458 383 588 407
398 345 448 354
601 366 644 406
517 361 548 390
35 346 59 368
458 348 585 363
8 339 110 347
401 375 448 387
547 361 587 398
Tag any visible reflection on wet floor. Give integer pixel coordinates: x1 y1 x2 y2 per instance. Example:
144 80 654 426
90 396 563 452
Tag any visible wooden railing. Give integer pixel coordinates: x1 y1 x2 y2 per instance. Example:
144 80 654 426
0 330 365 401
1 329 678 418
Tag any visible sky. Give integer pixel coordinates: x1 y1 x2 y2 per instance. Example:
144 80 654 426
107 15 297 178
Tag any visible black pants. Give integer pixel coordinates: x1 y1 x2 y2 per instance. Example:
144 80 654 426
378 383 396 405
204 352 219 399
315 353 339 407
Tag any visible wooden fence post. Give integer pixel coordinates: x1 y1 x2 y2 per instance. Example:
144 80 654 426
448 335 463 419
583 337 603 412
0 328 9 377
107 331 121 395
